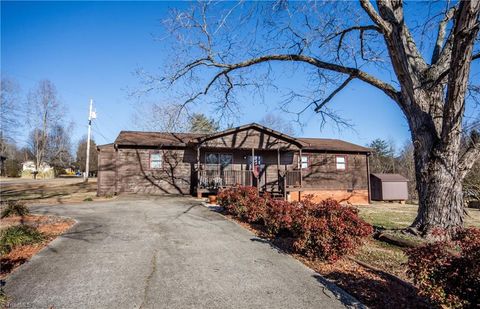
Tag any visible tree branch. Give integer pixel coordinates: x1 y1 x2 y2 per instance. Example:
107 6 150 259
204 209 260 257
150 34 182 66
432 7 456 64
331 25 381 60
442 1 480 143
206 54 399 102
314 76 354 112
359 0 392 34
460 136 480 179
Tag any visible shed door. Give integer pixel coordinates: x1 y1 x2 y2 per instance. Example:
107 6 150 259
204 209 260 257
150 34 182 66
382 182 408 200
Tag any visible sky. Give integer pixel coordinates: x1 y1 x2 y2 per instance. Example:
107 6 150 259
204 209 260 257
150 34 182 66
1 1 450 152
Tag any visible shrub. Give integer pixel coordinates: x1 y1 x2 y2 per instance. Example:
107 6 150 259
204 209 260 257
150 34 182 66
217 186 266 223
405 227 480 308
291 198 373 262
1 200 30 218
218 189 372 262
0 225 44 255
263 199 299 236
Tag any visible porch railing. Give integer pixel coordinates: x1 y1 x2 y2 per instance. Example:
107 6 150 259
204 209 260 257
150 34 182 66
198 169 302 190
198 169 253 189
285 170 301 187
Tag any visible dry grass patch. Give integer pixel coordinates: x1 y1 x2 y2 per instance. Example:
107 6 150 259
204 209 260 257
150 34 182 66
0 214 75 279
354 239 408 280
0 178 114 206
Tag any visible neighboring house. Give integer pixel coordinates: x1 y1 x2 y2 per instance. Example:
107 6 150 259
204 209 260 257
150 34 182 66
21 160 54 179
97 123 372 204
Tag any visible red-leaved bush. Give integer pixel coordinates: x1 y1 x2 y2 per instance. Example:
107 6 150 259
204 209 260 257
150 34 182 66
217 187 373 262
263 199 299 236
291 197 373 262
217 186 267 223
405 227 480 308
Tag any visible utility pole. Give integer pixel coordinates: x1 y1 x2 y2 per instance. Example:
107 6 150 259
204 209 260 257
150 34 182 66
84 99 95 182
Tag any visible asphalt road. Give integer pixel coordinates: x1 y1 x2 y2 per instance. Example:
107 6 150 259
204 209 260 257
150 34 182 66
4 196 361 308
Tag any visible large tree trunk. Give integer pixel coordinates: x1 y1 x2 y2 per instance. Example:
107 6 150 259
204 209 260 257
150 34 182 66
409 124 464 235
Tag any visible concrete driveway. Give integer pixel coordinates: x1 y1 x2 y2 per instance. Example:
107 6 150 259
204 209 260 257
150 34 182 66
4 196 360 308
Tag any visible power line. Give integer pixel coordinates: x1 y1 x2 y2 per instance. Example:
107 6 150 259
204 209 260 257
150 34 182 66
92 123 110 144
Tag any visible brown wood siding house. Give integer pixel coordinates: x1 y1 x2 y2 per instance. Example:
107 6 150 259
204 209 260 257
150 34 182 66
97 123 372 204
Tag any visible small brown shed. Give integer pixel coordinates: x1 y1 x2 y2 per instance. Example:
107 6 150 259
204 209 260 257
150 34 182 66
370 173 408 201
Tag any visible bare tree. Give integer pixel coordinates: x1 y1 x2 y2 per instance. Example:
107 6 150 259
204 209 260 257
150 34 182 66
139 1 480 236
132 102 219 134
27 80 63 175
76 137 98 175
132 102 190 132
259 114 296 136
48 123 74 172
0 78 22 142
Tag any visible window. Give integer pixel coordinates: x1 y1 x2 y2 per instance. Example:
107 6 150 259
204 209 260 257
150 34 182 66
150 152 162 169
219 154 233 168
336 155 346 170
205 153 232 170
301 155 308 169
206 153 219 164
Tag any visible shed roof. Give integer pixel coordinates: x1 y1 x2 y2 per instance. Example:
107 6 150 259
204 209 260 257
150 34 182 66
371 173 409 182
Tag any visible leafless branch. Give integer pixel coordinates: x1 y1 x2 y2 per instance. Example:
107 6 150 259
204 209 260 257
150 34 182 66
314 76 354 112
331 25 381 61
359 0 391 34
432 7 456 64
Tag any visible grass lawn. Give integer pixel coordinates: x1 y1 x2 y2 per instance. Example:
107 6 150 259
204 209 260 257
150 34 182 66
357 202 480 229
354 202 480 282
0 178 109 205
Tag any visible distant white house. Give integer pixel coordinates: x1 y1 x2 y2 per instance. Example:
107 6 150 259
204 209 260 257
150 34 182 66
22 161 54 179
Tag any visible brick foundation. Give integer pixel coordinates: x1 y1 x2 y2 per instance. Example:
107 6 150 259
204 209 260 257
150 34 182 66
288 189 369 205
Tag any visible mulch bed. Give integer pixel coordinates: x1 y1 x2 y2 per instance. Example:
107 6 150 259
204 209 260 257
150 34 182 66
0 215 75 279
222 212 432 308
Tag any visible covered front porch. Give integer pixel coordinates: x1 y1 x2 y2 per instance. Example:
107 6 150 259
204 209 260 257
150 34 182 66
195 148 303 198
189 123 306 199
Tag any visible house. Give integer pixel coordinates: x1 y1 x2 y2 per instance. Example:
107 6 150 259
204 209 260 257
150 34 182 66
21 160 54 179
97 123 372 204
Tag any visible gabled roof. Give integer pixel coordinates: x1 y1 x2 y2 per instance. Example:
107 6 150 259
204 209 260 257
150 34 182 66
371 173 409 182
191 123 303 148
112 124 371 153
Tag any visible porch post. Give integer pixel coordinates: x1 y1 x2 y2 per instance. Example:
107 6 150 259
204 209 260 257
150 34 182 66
277 148 281 193
299 148 303 187
196 146 201 198
251 147 254 187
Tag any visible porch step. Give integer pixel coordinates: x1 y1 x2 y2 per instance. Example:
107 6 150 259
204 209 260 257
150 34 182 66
260 191 285 200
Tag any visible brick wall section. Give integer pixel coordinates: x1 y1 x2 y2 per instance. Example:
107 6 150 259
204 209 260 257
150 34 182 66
288 190 369 205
